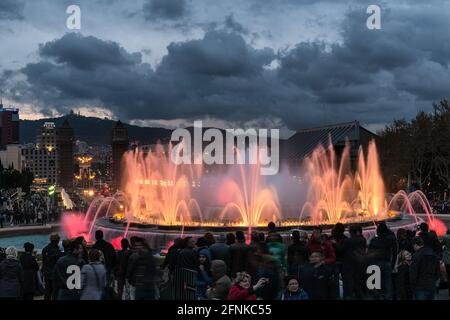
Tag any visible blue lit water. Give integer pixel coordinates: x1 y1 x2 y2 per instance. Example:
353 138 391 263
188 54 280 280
0 234 51 250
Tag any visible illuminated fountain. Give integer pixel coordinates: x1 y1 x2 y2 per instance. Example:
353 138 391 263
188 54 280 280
300 140 387 226
61 139 446 249
298 139 446 235
219 163 280 227
120 144 202 230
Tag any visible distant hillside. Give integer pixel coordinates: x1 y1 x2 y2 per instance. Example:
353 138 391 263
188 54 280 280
19 114 173 145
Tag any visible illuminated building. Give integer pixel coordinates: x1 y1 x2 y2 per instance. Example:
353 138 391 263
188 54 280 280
21 122 57 184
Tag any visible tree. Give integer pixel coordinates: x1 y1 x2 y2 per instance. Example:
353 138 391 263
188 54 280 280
432 100 450 200
378 99 450 197
409 111 433 191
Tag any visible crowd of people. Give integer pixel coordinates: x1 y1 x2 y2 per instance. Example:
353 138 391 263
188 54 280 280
0 221 450 301
0 196 59 228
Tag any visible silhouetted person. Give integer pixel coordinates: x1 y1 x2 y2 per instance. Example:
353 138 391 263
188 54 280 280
54 241 85 300
209 234 230 267
341 225 367 300
127 240 157 300
92 230 116 283
116 238 131 300
74 236 89 265
41 233 63 300
410 237 440 300
20 242 39 300
299 251 336 300
229 231 249 277
287 231 309 279
367 222 397 300
0 247 23 300
176 237 198 270
226 233 236 246
204 233 216 247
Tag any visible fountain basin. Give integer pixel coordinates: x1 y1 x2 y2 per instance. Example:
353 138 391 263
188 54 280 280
91 213 420 250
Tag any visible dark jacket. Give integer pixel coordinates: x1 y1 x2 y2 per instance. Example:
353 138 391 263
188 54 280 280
277 288 309 300
209 242 230 266
162 245 181 273
126 249 157 300
254 254 283 300
20 253 39 294
176 248 199 270
331 234 348 263
409 247 440 293
342 236 367 270
287 241 309 269
0 258 23 298
299 263 336 300
92 239 116 274
54 253 85 300
41 243 63 279
368 233 397 266
116 249 131 279
396 264 412 300
229 242 249 276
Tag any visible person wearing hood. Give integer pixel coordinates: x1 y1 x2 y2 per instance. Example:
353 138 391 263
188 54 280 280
194 248 213 299
410 237 440 300
277 276 309 300
195 237 212 262
0 247 24 300
20 242 39 300
206 260 232 300
209 234 230 267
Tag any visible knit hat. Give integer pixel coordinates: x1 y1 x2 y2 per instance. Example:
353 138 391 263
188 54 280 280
199 247 212 262
5 246 18 259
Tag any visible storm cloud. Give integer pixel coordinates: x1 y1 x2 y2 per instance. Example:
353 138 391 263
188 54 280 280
0 0 25 20
1 1 450 132
143 0 188 20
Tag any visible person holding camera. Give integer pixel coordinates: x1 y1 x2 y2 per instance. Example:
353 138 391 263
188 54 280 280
228 272 268 300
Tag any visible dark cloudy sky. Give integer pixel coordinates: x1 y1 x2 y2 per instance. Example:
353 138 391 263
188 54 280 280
0 0 449 137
